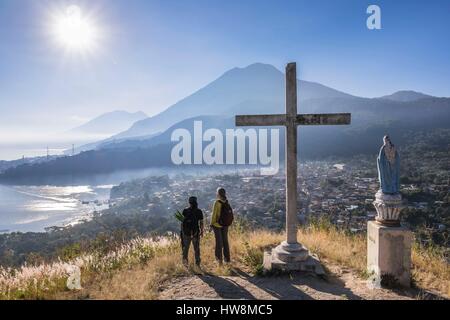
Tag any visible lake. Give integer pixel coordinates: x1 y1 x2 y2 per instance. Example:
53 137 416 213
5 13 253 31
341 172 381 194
0 166 251 233
0 184 112 233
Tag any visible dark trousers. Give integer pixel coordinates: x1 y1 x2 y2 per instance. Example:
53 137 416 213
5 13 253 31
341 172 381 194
181 232 201 265
212 226 230 263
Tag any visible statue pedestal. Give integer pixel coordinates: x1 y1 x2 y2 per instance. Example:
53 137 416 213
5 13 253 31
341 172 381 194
369 190 411 287
367 221 412 288
373 190 403 227
263 241 325 275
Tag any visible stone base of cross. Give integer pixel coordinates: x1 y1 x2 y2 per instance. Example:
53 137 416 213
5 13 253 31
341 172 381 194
263 241 324 274
236 62 351 273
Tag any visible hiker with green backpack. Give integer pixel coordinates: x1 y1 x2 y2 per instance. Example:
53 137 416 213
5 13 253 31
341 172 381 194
180 196 204 267
210 187 234 265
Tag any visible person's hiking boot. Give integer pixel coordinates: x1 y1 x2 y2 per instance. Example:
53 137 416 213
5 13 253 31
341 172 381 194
193 264 202 275
182 259 189 267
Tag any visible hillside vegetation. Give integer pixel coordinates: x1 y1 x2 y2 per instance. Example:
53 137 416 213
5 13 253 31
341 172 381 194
1 220 448 300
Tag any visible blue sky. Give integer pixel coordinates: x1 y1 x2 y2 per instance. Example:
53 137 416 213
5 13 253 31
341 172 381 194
0 0 449 157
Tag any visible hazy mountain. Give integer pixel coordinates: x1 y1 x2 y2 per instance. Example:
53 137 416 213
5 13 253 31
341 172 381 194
93 91 450 154
380 90 433 102
0 155 60 174
2 63 450 183
2 119 449 185
95 95 450 156
101 115 233 151
67 132 160 155
69 110 148 136
111 63 353 140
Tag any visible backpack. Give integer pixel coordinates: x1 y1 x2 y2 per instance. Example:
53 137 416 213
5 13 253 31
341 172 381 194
182 208 200 236
218 200 234 227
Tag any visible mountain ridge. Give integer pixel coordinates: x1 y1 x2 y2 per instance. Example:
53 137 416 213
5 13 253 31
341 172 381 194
77 64 444 153
111 63 354 140
2 63 450 182
379 90 433 102
69 110 148 136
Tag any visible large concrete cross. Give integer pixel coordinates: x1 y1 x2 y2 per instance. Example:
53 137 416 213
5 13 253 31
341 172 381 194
235 62 351 249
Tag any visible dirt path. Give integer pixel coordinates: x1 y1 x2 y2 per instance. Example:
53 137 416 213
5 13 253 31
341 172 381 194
158 264 416 300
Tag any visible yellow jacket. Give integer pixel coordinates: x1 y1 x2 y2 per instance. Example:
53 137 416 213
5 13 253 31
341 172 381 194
211 199 225 228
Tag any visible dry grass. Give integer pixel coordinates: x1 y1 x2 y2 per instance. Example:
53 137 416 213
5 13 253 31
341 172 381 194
298 224 367 273
298 220 449 297
411 243 450 297
2 221 448 300
69 229 284 299
299 221 449 297
0 236 173 300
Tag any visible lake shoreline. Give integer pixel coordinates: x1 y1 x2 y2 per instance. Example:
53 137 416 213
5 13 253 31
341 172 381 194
0 184 112 233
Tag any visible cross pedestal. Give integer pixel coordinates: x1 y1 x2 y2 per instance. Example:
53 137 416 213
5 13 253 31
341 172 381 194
263 241 324 274
235 62 351 274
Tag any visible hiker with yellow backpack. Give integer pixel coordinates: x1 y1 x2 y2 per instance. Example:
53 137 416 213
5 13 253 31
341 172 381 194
210 187 234 265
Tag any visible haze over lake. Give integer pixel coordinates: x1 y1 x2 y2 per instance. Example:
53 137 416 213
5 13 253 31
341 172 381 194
0 184 111 233
0 166 240 233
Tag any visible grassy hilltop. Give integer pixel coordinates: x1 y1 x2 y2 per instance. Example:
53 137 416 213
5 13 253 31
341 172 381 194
1 219 448 300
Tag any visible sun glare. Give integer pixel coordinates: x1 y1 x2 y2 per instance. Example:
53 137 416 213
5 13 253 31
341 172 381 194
51 5 99 53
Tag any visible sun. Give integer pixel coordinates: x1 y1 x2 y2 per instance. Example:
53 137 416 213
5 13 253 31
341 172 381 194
51 5 99 53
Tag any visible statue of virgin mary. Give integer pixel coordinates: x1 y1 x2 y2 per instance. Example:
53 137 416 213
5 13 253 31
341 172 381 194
377 135 400 194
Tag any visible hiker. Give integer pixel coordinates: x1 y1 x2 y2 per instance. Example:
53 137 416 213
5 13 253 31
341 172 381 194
210 187 234 264
181 196 204 266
